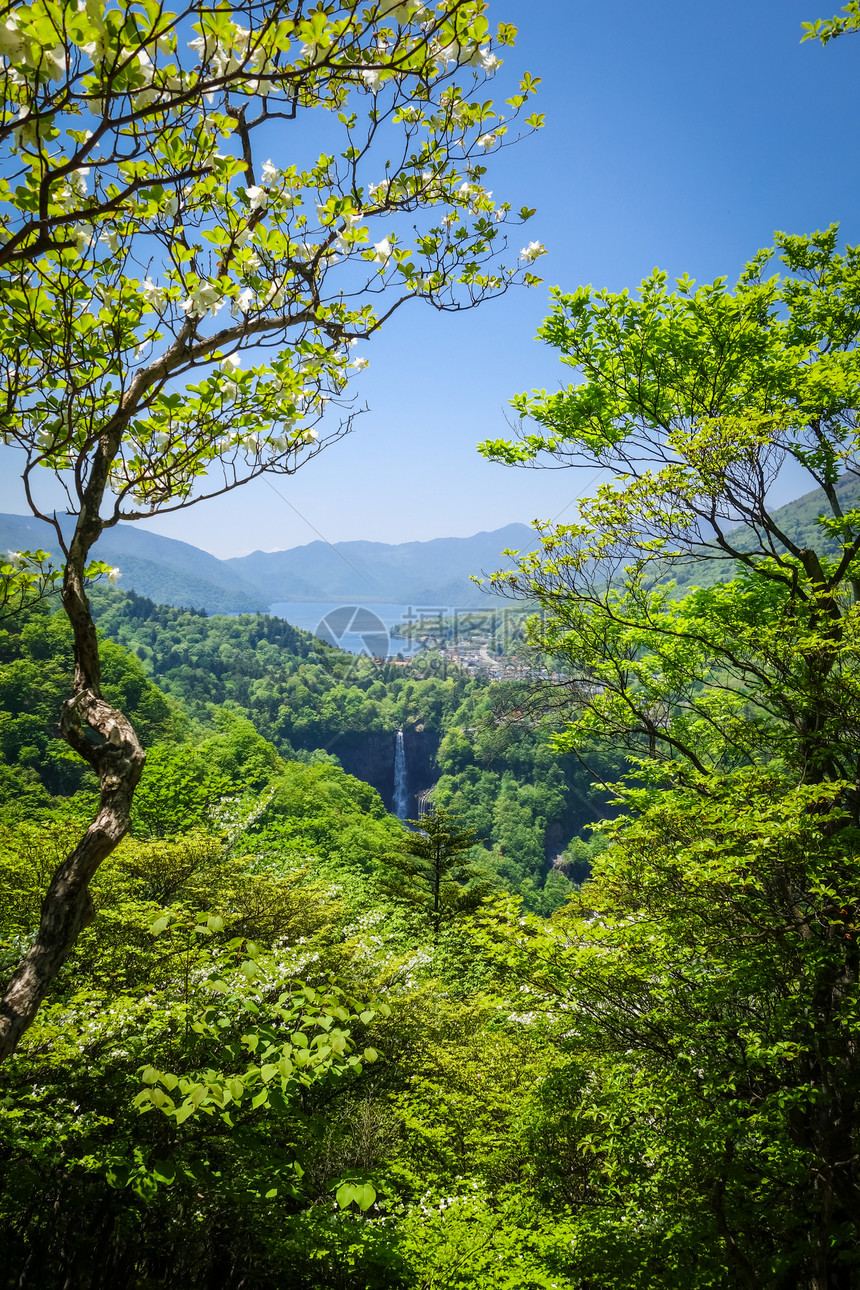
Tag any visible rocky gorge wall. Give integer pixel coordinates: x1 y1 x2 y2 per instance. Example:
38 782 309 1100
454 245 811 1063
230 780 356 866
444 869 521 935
327 726 440 818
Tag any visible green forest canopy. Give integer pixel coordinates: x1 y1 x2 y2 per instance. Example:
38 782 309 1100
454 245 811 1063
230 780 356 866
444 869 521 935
2 4 860 1288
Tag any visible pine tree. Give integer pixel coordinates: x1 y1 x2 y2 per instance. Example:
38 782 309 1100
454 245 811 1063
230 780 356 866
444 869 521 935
384 807 492 938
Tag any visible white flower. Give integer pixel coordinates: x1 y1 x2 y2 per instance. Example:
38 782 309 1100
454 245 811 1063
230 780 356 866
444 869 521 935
260 159 281 187
69 167 90 197
436 42 460 67
245 185 267 211
477 133 497 150
373 238 392 263
12 106 39 150
163 193 179 219
43 44 68 80
333 211 364 253
100 228 120 254
219 352 241 371
180 281 224 317
6 550 22 569
142 276 166 309
136 49 155 83
301 428 319 443
520 241 545 262
231 286 255 316
0 16 24 61
384 1 423 22
264 279 287 309
361 69 381 92
188 34 212 60
230 23 250 53
350 356 369 371
107 567 121 586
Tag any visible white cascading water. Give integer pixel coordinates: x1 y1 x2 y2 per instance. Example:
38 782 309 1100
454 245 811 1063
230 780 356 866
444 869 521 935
393 729 409 819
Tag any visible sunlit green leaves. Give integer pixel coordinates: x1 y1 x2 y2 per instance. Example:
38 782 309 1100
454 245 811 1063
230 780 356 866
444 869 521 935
480 228 860 777
0 0 544 543
133 966 385 1127
801 1 860 44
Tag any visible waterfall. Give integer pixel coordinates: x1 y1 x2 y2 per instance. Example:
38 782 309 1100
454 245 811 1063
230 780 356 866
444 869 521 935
393 729 409 819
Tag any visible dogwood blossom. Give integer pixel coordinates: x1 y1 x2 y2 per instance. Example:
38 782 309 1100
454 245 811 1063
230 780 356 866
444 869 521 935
260 159 281 186
0 16 24 61
69 168 90 197
180 281 224 317
141 277 166 309
265 279 287 309
520 240 545 262
384 1 418 22
373 238 392 263
333 212 365 253
231 287 255 315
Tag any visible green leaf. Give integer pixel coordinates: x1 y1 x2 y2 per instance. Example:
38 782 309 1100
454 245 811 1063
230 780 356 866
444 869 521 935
355 1183 377 1211
151 1159 176 1185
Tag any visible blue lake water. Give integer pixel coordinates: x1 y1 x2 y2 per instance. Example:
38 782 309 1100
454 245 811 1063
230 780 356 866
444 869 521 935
268 600 469 655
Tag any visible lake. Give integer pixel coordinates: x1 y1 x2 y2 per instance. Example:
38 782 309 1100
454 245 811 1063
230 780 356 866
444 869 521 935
268 600 472 655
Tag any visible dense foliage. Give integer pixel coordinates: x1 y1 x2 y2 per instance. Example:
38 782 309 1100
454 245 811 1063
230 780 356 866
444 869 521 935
91 587 615 907
2 6 859 1288
0 609 584 1288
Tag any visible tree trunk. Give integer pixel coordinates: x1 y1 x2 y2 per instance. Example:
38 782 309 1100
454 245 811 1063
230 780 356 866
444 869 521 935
0 515 145 1061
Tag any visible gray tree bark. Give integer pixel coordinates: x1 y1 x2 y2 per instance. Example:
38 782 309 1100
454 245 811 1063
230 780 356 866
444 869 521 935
0 500 145 1061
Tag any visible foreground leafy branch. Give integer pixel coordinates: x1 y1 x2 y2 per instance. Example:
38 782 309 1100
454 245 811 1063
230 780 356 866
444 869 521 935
0 0 545 1059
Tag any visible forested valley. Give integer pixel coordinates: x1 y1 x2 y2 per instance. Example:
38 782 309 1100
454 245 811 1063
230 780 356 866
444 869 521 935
0 587 617 1287
2 0 860 1287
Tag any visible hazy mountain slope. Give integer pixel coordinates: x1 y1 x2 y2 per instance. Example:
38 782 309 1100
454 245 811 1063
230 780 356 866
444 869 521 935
668 474 860 593
227 523 536 606
3 475 851 617
0 514 265 614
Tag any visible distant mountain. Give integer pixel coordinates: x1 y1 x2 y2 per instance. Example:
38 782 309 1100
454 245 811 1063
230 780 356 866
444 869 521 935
669 473 860 593
3 477 850 621
226 523 536 607
0 514 265 615
0 514 535 613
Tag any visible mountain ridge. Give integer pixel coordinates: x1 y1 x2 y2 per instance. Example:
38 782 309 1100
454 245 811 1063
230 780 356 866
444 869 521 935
0 515 534 612
227 523 534 606
0 477 855 616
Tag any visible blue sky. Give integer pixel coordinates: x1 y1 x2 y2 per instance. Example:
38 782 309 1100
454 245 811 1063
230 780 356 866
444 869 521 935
2 0 858 557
